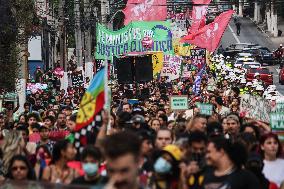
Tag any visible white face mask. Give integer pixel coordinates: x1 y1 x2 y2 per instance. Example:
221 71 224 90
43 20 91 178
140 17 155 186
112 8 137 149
83 163 99 176
154 157 172 174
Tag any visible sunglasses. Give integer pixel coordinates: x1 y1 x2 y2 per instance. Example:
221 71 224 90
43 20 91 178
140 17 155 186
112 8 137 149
12 166 27 171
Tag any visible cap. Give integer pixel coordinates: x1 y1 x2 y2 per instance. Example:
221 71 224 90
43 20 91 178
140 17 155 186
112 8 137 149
131 115 145 124
240 79 246 84
246 82 252 86
226 114 240 123
265 95 272 100
256 85 264 91
254 73 260 77
132 107 144 116
162 145 182 161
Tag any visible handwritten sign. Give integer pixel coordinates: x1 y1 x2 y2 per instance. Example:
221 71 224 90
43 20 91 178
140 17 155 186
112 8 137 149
190 48 206 70
170 96 188 110
161 55 182 80
196 103 213 116
240 94 271 122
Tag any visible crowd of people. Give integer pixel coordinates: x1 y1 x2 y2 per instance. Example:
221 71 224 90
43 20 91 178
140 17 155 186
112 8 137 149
0 52 284 189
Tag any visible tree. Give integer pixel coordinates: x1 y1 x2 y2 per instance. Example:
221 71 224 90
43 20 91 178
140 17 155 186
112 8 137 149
0 0 39 92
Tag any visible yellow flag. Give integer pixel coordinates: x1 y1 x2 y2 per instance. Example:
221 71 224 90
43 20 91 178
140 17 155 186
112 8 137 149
147 51 164 77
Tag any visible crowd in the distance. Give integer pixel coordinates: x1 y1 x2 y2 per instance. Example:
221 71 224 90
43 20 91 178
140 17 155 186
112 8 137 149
0 53 283 189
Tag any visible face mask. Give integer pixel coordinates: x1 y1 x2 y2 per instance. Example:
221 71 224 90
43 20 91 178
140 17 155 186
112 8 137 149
83 163 98 176
154 157 172 174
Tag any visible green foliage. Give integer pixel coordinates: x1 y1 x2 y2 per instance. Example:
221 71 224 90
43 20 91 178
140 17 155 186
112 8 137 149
0 0 38 92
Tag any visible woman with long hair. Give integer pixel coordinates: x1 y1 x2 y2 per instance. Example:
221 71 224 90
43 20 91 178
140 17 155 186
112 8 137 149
1 131 27 175
6 155 36 181
259 132 284 187
42 139 78 184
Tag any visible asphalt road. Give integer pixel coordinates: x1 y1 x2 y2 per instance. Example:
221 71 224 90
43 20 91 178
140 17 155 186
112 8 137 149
220 17 284 95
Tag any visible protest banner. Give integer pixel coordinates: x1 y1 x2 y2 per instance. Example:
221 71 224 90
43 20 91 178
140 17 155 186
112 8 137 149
190 48 206 70
71 72 84 88
161 55 182 81
240 94 271 122
96 21 173 59
170 95 188 110
26 83 48 94
173 39 194 56
270 112 284 131
274 103 284 112
196 103 213 116
147 51 164 77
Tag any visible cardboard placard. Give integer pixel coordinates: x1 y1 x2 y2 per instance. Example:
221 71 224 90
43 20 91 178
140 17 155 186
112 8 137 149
190 48 206 70
240 94 271 122
170 96 188 110
196 103 213 116
270 112 284 131
274 103 284 112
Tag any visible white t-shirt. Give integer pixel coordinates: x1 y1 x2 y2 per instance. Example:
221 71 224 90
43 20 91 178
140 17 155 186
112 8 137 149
263 158 284 187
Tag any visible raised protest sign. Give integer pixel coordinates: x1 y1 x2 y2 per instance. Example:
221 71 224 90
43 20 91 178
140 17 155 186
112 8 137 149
96 21 173 59
190 48 206 70
161 55 182 80
170 96 188 110
196 103 213 116
240 94 271 122
26 83 48 94
148 51 164 77
270 112 284 131
274 103 284 112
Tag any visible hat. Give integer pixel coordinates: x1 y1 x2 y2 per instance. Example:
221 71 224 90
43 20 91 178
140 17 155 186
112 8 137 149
132 107 144 116
226 114 240 123
280 44 283 47
256 85 264 91
265 95 272 100
162 145 182 161
240 79 246 84
131 115 145 124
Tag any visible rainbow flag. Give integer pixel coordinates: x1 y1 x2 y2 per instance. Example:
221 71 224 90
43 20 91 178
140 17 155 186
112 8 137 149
75 67 106 131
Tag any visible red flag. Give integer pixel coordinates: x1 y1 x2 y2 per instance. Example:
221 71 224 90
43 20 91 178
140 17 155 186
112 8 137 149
123 0 167 25
189 0 212 34
182 10 234 52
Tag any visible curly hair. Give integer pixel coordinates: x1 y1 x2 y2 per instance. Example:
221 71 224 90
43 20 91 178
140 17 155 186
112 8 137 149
1 130 26 175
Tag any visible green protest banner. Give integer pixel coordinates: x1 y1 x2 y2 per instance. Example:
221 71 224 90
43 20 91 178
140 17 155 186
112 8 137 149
96 21 173 60
275 103 284 112
170 96 188 110
196 103 213 116
270 112 284 131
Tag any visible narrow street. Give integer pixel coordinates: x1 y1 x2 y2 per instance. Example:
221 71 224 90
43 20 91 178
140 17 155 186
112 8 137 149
221 17 284 94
